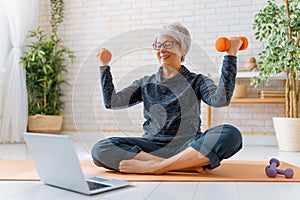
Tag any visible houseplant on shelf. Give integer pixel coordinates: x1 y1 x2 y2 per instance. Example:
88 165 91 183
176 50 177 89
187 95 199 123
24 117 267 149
20 0 75 133
252 0 300 151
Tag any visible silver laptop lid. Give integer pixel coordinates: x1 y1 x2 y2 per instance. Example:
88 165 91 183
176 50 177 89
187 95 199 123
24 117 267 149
23 132 91 194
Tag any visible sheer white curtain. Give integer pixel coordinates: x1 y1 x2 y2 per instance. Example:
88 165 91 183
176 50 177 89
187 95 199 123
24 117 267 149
0 2 10 72
0 2 9 136
0 0 38 143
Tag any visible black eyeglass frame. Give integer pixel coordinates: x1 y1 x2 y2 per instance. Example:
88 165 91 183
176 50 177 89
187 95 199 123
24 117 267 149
152 40 179 50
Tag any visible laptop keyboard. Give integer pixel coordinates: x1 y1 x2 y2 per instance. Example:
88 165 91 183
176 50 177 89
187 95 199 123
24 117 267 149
87 181 111 191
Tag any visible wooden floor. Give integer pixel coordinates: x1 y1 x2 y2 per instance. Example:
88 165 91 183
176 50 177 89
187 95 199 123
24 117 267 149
1 136 300 200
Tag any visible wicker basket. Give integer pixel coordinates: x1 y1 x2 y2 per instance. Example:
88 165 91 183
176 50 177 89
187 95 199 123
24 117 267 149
28 114 63 134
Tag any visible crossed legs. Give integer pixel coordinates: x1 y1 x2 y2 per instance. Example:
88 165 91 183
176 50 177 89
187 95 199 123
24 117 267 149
92 124 242 174
119 124 242 174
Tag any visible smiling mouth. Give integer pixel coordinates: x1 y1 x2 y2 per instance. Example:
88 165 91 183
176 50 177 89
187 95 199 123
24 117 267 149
160 55 170 60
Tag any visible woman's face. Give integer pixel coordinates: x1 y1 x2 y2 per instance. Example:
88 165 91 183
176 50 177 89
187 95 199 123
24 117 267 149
154 35 182 68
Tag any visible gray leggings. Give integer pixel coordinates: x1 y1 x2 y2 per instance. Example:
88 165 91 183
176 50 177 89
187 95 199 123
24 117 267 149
91 124 242 171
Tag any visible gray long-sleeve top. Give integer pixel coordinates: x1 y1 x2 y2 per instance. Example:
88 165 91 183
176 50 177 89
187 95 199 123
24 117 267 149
99 55 237 143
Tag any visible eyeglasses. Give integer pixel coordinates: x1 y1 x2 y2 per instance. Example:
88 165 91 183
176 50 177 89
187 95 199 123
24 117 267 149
152 41 177 50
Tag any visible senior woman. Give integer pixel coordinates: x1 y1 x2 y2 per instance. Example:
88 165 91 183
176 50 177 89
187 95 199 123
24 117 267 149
92 22 243 174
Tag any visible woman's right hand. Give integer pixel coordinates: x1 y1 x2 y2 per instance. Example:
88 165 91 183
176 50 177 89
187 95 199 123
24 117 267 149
96 48 112 66
226 37 243 56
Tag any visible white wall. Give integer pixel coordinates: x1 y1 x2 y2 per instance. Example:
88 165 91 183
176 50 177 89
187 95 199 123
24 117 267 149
38 0 286 135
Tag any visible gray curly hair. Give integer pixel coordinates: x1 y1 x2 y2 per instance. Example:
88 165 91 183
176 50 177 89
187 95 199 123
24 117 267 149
153 22 191 62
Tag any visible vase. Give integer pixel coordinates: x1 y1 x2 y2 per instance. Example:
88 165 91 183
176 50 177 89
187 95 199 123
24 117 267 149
273 117 300 151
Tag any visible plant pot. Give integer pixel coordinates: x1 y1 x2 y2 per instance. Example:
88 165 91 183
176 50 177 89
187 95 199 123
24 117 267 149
28 114 63 134
232 84 247 98
273 117 300 151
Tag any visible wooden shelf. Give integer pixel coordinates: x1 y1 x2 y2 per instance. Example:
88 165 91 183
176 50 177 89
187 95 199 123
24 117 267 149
206 73 287 129
231 98 285 104
210 71 287 80
236 71 286 80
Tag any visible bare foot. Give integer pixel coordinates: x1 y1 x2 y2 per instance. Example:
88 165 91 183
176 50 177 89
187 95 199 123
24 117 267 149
196 166 205 175
119 159 164 174
175 166 205 174
119 159 206 175
119 147 210 175
133 151 164 162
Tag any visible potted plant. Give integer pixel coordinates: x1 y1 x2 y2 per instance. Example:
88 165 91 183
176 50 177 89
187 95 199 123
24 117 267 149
252 0 300 151
20 0 75 133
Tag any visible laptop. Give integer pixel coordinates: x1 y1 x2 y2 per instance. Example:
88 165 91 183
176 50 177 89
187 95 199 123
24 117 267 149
23 132 130 195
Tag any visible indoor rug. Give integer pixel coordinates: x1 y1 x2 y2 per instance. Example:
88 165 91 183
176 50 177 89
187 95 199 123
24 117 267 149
0 159 299 182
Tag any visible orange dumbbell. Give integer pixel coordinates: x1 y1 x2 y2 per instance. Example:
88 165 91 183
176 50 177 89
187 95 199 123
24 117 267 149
215 36 248 52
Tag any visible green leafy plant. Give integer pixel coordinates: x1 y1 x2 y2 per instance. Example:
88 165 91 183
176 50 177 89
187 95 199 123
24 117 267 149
252 0 300 118
20 0 75 116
